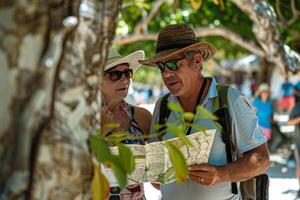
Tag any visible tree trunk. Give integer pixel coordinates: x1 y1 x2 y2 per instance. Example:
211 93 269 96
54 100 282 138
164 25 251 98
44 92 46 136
232 0 300 73
257 58 274 84
0 1 121 199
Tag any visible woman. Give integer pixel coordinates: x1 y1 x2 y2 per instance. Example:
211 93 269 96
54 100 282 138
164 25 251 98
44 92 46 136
101 48 152 200
253 83 273 140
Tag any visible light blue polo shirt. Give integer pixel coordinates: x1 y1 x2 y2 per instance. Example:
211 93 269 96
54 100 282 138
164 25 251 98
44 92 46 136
149 78 267 200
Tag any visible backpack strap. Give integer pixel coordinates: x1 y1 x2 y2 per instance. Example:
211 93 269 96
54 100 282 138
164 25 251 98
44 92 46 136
213 85 238 194
157 93 171 140
213 85 229 112
157 78 208 139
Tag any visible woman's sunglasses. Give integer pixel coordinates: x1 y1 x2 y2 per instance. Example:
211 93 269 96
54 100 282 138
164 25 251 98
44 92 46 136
105 69 133 81
155 57 184 73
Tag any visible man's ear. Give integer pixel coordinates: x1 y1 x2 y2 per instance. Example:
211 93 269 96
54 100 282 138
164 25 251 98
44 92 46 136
194 53 203 69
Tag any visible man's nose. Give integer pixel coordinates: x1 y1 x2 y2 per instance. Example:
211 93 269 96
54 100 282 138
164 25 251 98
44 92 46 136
162 67 174 78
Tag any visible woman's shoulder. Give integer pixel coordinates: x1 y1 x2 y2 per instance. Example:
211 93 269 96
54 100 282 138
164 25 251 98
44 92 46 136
133 106 152 135
125 102 152 121
134 106 152 119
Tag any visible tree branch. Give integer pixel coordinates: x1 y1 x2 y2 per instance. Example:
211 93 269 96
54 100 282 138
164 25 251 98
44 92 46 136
275 0 299 26
114 27 265 57
135 0 167 34
275 0 285 23
286 0 299 25
232 0 300 73
193 27 265 57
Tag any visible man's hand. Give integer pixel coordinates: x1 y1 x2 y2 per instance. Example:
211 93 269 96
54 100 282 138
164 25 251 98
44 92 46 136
188 164 228 186
189 143 269 186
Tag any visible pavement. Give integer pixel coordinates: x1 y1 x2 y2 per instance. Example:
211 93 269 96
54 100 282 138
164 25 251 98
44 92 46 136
268 160 299 200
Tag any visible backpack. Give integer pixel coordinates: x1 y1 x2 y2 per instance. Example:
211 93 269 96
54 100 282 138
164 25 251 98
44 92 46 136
158 84 269 200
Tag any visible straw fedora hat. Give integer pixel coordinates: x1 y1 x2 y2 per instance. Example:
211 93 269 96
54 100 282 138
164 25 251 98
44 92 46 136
105 48 145 72
139 24 216 66
255 83 270 97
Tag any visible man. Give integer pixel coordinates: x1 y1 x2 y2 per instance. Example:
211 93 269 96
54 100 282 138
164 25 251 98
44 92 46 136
279 77 295 113
288 81 300 198
140 24 269 200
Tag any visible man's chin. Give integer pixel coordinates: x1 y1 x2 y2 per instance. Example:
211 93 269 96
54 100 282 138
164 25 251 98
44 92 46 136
167 88 181 96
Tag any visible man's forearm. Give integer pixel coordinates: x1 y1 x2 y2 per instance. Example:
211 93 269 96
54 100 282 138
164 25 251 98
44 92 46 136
288 116 300 125
221 143 269 182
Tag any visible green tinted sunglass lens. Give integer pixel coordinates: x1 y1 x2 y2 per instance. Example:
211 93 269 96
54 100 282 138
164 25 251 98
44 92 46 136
166 61 178 71
157 63 165 72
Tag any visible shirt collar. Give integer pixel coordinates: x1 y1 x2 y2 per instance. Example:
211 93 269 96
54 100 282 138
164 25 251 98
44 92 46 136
204 77 218 104
167 77 219 105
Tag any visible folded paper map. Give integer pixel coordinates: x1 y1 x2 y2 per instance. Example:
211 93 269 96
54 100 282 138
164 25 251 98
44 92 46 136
102 129 216 186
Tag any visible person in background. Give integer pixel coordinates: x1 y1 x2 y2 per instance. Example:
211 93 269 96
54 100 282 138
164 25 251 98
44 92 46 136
101 48 152 200
287 81 300 198
253 83 274 140
279 77 295 113
140 23 269 200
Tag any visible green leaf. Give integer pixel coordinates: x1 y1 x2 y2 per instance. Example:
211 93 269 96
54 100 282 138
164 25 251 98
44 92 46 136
165 142 188 183
187 123 208 132
117 143 135 174
106 131 129 143
167 124 192 147
104 122 120 129
153 123 165 130
90 136 112 163
167 102 184 113
183 112 195 121
166 123 184 137
110 155 128 189
214 121 222 132
196 106 218 120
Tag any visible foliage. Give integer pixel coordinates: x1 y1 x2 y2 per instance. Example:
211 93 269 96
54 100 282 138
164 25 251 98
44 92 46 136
268 0 300 50
115 0 300 84
116 0 256 83
91 163 109 200
118 0 256 57
90 101 218 199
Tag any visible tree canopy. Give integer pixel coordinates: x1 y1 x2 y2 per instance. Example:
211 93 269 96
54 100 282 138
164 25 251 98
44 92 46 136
113 0 300 83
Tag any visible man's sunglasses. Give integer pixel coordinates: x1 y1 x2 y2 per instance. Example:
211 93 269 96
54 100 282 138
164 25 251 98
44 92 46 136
155 57 184 73
105 69 133 81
